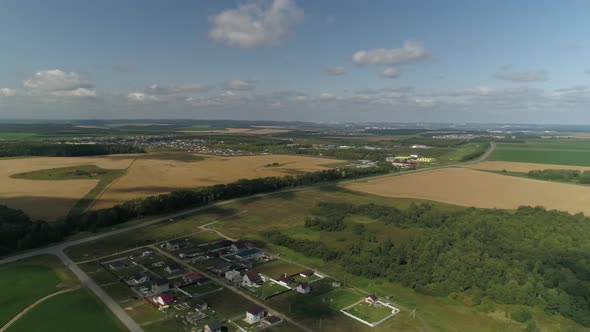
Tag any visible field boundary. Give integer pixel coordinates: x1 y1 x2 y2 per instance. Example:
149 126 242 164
340 299 400 328
85 157 138 212
0 286 81 332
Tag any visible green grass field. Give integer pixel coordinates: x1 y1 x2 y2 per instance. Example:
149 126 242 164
255 259 304 278
11 165 126 215
491 140 590 166
0 255 78 327
6 288 127 332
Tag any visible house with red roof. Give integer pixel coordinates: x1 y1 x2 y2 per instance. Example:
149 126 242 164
152 293 175 309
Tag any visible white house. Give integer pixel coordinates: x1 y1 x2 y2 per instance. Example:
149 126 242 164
296 282 310 294
245 305 266 324
224 270 242 283
242 270 262 288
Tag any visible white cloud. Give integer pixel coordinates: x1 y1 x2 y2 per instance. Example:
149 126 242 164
145 83 208 95
127 92 159 103
0 88 16 97
224 79 256 91
352 41 428 65
23 69 96 98
24 69 92 91
51 88 96 98
209 0 303 48
326 66 346 76
379 67 399 79
495 67 548 82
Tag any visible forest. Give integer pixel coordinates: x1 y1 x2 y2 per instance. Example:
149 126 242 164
266 202 590 326
0 142 144 157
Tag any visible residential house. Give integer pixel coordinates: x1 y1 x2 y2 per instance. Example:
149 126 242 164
365 294 379 305
151 278 170 293
262 315 282 326
152 293 175 309
230 241 248 252
245 305 266 324
210 240 233 252
194 299 208 311
242 270 262 288
299 269 315 278
224 270 242 284
183 272 207 285
165 263 182 274
204 320 222 332
178 248 205 259
296 282 310 294
210 262 230 275
125 272 151 286
277 273 293 287
165 239 186 251
235 248 263 261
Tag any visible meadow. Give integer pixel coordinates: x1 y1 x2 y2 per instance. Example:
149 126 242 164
5 288 127 332
0 255 78 327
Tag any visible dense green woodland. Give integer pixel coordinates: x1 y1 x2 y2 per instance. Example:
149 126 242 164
0 165 392 256
0 143 144 157
267 202 590 326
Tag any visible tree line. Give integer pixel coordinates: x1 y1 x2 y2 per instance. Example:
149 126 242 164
0 142 144 157
266 202 590 326
0 165 394 256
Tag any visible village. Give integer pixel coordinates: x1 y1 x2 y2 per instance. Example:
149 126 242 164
92 235 400 331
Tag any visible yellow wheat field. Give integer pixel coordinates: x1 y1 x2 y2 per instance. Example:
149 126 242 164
344 167 590 215
0 156 134 220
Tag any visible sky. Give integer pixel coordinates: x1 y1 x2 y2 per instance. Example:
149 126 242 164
1 0 590 123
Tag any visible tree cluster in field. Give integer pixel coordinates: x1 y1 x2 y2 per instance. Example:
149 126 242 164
527 169 581 182
266 202 590 326
0 142 144 157
0 165 394 256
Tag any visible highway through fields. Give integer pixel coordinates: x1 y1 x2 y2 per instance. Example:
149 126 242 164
0 142 495 331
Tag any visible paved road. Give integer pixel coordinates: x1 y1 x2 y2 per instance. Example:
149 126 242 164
56 251 143 332
0 142 495 331
151 246 314 332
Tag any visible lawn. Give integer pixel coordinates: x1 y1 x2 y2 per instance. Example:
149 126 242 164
491 140 590 166
181 283 222 296
246 281 289 299
343 301 395 324
255 259 304 278
5 288 127 332
0 255 78 326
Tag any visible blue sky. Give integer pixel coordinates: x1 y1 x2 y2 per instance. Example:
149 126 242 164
1 0 590 123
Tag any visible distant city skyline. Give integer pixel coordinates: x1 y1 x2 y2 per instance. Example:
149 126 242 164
1 0 590 123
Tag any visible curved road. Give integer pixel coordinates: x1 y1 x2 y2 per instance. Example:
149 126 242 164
0 142 495 332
